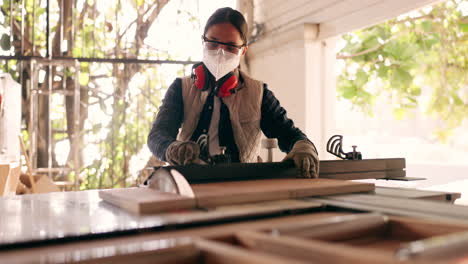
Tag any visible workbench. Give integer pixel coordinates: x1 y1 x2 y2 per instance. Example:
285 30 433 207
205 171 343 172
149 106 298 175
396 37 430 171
0 186 466 263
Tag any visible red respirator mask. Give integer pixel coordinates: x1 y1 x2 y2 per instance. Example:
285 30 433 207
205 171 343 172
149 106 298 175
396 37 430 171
191 62 240 98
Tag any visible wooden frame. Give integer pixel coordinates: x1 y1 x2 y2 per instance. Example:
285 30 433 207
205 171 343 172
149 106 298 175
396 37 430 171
3 211 468 263
235 231 395 264
226 213 468 264
0 212 346 262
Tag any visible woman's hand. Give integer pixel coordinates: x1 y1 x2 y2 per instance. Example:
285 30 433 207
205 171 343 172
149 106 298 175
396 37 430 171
165 141 201 165
283 140 319 178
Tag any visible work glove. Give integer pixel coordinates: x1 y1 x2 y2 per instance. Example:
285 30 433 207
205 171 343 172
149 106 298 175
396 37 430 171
165 141 200 165
283 140 320 178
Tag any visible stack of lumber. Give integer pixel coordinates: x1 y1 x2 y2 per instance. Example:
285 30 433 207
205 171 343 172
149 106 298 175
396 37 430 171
149 158 408 184
100 178 374 214
319 158 406 180
99 158 411 214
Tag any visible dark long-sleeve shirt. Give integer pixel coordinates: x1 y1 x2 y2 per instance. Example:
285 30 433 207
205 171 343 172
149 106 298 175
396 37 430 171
148 77 308 162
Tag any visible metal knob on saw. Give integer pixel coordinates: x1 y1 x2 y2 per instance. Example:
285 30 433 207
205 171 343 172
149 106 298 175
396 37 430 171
326 135 362 160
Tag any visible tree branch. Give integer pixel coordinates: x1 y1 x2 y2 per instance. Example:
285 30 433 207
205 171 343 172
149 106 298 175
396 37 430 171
336 29 408 60
336 44 384 59
394 14 434 25
117 1 161 43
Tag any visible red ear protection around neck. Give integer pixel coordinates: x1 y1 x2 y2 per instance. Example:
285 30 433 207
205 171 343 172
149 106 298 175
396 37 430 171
191 62 239 98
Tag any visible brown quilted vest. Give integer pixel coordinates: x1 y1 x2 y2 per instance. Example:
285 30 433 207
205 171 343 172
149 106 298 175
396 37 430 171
177 71 263 162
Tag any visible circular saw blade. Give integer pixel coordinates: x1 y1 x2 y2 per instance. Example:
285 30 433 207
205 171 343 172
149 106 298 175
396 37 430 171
148 167 195 198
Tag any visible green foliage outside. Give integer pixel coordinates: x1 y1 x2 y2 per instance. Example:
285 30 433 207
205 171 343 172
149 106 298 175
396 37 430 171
1 0 195 189
337 0 467 142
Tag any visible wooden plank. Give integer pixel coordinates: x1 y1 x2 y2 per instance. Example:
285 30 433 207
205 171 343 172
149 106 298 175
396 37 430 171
321 170 405 180
321 169 405 180
266 213 388 241
320 158 405 174
394 231 468 262
144 212 346 241
99 188 196 214
0 163 21 196
381 176 426 181
197 239 307 264
192 179 374 208
235 231 395 264
100 179 373 214
389 216 468 238
4 164 20 196
19 135 37 193
321 171 387 180
142 199 323 226
154 158 405 184
202 199 322 220
385 158 406 170
0 164 9 196
385 169 406 178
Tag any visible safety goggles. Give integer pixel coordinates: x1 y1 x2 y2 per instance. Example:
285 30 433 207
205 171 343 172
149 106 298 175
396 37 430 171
202 36 245 55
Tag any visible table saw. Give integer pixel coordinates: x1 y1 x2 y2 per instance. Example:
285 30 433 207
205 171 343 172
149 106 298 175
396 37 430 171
0 158 466 264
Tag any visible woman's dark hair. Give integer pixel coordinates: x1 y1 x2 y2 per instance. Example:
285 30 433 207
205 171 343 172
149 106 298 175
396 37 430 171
203 7 248 45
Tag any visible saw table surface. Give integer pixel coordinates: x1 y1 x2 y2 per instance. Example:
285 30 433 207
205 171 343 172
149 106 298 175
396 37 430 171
0 184 462 250
0 190 324 248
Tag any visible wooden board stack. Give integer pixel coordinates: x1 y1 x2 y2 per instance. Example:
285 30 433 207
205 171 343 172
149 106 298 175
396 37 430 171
100 178 374 214
319 158 406 180
99 158 413 214
148 158 409 184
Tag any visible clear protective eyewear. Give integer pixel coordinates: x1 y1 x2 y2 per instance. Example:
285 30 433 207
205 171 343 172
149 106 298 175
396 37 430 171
202 36 245 55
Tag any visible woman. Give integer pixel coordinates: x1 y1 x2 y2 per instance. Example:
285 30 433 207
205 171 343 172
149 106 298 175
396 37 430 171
148 7 319 178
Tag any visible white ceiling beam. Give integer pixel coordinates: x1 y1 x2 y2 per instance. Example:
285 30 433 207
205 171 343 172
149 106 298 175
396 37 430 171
317 0 444 39
247 0 444 41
